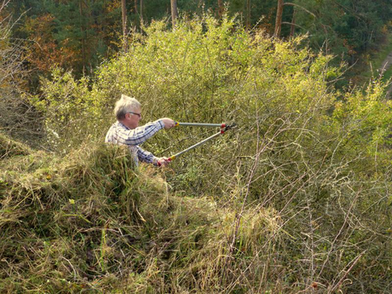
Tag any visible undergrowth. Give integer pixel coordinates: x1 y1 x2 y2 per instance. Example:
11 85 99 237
0 135 283 293
2 14 392 293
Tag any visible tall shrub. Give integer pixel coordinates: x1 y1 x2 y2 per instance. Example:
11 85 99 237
34 14 392 292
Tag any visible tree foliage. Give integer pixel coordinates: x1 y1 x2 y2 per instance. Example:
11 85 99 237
6 0 392 83
0 0 44 146
292 0 392 60
9 0 122 81
28 15 392 292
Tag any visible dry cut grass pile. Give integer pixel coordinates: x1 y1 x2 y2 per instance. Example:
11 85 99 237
0 133 280 293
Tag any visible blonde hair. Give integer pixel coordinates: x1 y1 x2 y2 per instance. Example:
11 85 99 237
114 94 141 120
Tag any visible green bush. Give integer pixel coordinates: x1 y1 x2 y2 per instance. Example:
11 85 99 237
26 14 392 292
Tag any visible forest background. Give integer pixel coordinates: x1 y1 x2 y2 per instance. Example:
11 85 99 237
6 0 392 89
1 0 392 293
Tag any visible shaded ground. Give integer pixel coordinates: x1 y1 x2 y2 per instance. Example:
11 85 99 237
379 51 392 98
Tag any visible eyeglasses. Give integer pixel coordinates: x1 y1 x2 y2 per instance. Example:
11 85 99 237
128 111 141 118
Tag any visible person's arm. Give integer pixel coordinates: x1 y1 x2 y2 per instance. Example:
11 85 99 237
135 145 159 165
116 120 164 145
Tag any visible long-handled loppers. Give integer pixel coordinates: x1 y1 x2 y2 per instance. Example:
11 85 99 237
159 122 236 165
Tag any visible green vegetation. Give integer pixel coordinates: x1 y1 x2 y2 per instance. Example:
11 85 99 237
6 0 392 87
2 13 392 293
346 31 392 88
375 33 392 84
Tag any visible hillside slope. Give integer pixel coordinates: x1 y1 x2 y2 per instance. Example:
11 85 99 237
1 132 391 293
2 16 392 293
0 133 282 293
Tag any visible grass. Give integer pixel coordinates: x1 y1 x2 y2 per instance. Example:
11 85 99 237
2 131 390 293
0 133 283 293
371 32 392 85
348 30 392 88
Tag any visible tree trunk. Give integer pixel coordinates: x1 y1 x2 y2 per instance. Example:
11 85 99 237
122 0 128 52
140 0 143 26
274 0 284 38
171 0 178 28
217 0 223 18
246 0 251 29
290 7 296 37
79 0 86 73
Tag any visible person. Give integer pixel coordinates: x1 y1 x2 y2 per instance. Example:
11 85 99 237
105 94 176 167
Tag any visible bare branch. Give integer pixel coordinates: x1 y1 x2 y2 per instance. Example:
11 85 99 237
284 2 316 18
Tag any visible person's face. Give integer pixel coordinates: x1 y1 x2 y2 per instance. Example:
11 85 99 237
125 107 142 129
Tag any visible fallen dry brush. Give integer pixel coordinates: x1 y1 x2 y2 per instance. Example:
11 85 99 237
1 114 391 293
0 135 286 293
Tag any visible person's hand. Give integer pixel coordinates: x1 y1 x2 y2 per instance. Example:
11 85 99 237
157 157 170 167
160 118 176 129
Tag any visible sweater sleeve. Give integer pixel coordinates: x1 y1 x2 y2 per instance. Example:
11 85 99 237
105 120 164 146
